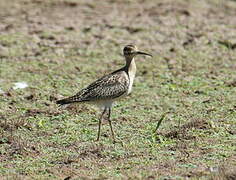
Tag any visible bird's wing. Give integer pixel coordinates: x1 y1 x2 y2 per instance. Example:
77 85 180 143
61 71 129 104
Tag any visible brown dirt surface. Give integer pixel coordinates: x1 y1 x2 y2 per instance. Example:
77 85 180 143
1 0 236 179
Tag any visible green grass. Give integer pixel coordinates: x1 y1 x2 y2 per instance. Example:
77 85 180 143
0 0 236 179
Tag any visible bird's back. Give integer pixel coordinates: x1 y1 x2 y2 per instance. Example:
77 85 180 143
56 69 129 105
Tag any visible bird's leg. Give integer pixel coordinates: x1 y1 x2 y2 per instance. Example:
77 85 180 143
96 108 107 141
107 108 115 142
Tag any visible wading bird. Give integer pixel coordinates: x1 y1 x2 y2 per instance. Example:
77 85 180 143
56 45 152 142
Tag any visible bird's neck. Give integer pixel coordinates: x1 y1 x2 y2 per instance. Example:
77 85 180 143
125 56 137 77
124 56 136 94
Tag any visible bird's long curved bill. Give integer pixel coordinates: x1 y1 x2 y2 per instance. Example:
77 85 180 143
137 51 152 57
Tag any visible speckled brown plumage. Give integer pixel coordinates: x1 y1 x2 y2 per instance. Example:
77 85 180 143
57 69 129 105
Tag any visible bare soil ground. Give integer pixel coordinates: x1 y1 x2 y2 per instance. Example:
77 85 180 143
0 0 236 179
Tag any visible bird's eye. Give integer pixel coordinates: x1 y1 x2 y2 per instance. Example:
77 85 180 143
124 51 131 55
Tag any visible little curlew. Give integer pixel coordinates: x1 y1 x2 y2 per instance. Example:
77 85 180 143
56 45 152 142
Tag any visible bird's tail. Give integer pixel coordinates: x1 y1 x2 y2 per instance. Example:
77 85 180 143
56 95 79 106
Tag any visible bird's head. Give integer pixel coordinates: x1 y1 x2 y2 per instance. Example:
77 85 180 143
123 45 152 59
